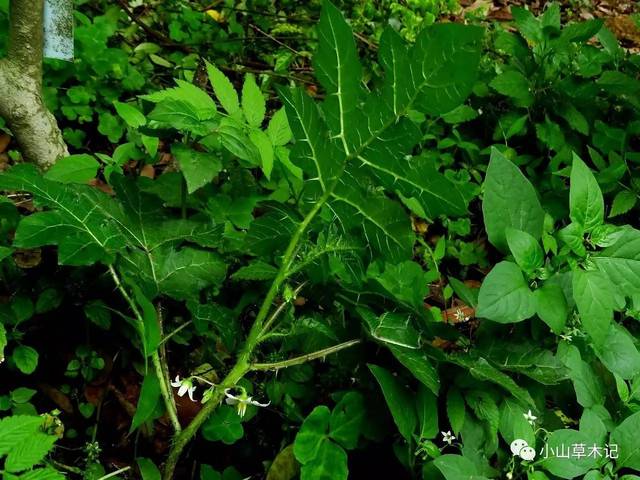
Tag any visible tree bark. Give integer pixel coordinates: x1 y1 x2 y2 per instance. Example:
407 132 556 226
0 0 67 169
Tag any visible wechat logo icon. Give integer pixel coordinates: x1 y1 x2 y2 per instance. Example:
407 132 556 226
511 439 536 461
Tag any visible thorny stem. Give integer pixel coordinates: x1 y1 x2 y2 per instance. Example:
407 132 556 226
251 339 361 371
107 265 182 434
258 281 307 338
162 189 333 479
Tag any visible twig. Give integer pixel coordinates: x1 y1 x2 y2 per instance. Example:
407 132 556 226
97 466 131 480
259 281 307 337
251 339 361 371
249 23 300 55
116 0 193 53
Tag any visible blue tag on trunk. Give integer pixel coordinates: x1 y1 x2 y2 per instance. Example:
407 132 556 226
43 0 74 61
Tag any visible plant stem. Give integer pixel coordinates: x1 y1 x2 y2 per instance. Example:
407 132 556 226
96 466 131 480
251 339 361 371
258 281 307 338
107 265 182 434
162 358 250 480
162 189 332 479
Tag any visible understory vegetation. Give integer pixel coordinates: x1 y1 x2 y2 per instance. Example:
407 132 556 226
2 1 640 479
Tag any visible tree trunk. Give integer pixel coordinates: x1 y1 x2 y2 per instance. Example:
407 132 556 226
0 0 67 169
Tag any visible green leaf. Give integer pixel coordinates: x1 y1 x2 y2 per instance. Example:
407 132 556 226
490 70 533 106
611 411 640 471
280 16 482 256
0 164 125 265
534 282 569 334
593 323 640 379
368 364 416 441
114 101 146 128
597 71 640 96
541 3 561 31
560 345 605 408
411 24 484 116
537 117 564 151
294 406 330 463
266 445 300 480
368 261 431 312
45 154 99 184
313 0 363 147
447 355 535 407
13 345 39 374
329 392 364 450
483 149 545 252
137 458 161 480
249 129 275 179
330 181 415 261
267 107 292 146
499 398 535 447
512 7 542 44
19 467 65 480
142 80 217 134
245 204 298 257
610 190 637 217
5 432 56 472
389 345 439 395
592 228 640 297
11 388 37 404
231 261 278 281
0 415 43 455
570 154 604 232
202 406 244 445
0 323 6 364
300 440 347 480
441 105 478 124
206 61 240 118
540 429 599 478
130 284 160 356
129 246 227 301
559 103 589 135
416 386 438 439
242 74 266 127
172 144 222 194
35 288 62 314
131 372 161 431
218 118 261 165
433 454 489 480
359 309 420 349
572 269 613 348
561 19 603 42
446 388 465 435
506 227 543 274
477 261 536 323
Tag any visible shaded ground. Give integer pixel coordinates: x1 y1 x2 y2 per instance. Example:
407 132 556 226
459 0 640 50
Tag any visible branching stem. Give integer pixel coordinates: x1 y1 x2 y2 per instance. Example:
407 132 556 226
251 339 361 371
161 189 333 479
107 265 182 434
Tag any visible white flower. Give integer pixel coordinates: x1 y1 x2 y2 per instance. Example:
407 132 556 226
224 388 270 418
454 308 470 323
171 375 196 402
523 410 537 425
441 430 455 445
506 473 513 480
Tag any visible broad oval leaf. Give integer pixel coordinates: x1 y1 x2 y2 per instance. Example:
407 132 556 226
483 149 545 253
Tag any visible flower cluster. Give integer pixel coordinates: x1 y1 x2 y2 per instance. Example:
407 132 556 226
170 375 270 417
